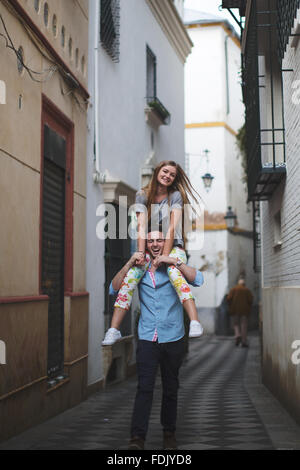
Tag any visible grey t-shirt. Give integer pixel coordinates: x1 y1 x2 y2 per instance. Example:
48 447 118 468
135 189 184 247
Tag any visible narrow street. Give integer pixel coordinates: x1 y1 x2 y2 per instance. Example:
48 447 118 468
1 334 300 451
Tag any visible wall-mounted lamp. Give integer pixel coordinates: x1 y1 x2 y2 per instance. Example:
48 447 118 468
185 148 215 193
201 149 214 192
224 206 237 229
224 205 254 238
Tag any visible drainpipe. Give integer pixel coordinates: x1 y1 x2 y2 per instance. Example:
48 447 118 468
225 35 230 115
224 33 230 316
93 1 106 184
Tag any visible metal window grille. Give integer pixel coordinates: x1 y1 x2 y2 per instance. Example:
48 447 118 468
242 0 286 201
252 201 261 273
42 125 66 378
100 0 120 62
146 46 171 125
104 204 132 336
277 0 300 61
146 45 157 100
242 0 261 199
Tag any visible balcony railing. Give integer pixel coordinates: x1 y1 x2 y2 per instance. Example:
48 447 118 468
145 96 171 126
277 0 300 61
252 201 261 273
100 0 120 63
242 0 286 201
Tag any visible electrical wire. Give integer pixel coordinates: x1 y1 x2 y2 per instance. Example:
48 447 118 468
0 0 89 110
0 12 57 83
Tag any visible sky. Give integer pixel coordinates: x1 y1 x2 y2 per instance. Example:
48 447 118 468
184 0 241 34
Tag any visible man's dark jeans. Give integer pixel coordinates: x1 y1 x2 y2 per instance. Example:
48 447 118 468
130 337 185 439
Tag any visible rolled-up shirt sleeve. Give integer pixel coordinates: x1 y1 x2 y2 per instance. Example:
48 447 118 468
189 270 204 287
109 282 118 296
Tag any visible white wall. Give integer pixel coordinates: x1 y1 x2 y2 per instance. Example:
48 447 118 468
87 0 187 386
261 8 300 288
188 230 229 307
98 0 185 186
185 25 226 124
258 7 300 423
184 17 255 322
186 127 227 213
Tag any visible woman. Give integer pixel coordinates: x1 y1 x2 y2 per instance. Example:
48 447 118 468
102 160 204 345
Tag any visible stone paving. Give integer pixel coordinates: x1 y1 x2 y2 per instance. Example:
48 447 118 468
1 333 300 450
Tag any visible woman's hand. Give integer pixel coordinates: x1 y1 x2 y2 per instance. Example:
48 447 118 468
132 252 146 266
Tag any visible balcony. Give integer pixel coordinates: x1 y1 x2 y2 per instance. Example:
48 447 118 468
242 0 286 201
222 0 247 17
277 0 300 61
144 96 171 129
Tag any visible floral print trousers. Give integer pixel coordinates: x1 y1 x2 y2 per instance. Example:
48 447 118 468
114 246 194 310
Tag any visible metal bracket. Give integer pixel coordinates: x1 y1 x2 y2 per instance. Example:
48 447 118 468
225 7 244 32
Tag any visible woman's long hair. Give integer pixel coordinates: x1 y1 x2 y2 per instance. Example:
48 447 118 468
142 160 202 241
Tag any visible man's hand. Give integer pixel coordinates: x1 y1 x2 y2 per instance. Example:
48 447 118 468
152 255 177 268
111 252 145 292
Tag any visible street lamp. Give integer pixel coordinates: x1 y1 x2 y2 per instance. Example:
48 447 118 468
201 172 214 192
224 206 254 239
201 149 214 192
224 206 237 229
185 149 215 192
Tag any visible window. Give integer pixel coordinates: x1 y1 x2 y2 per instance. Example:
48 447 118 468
100 0 120 62
68 37 73 59
81 55 86 75
52 15 57 37
105 204 131 336
146 46 156 100
44 3 49 27
17 46 24 75
34 0 40 13
61 26 65 48
242 0 286 201
145 45 171 126
273 210 282 248
75 48 79 68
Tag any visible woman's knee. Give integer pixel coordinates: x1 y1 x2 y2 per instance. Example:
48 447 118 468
170 247 187 264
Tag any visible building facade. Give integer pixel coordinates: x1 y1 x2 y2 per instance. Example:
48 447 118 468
86 0 192 390
224 0 300 422
0 0 89 441
184 9 257 334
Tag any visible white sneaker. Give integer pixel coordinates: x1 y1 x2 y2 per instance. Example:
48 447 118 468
102 328 122 346
189 320 203 338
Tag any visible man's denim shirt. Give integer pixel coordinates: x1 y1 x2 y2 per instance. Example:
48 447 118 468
109 266 204 344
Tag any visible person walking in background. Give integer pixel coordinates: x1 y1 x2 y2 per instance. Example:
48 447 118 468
227 279 253 348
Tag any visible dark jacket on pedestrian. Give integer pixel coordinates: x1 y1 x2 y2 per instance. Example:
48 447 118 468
227 284 253 316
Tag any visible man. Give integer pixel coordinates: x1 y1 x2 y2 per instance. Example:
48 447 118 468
227 278 253 347
108 231 204 450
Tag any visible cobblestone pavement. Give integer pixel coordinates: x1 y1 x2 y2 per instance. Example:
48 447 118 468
1 333 300 450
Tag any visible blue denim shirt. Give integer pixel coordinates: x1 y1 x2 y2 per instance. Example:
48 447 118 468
109 267 204 344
